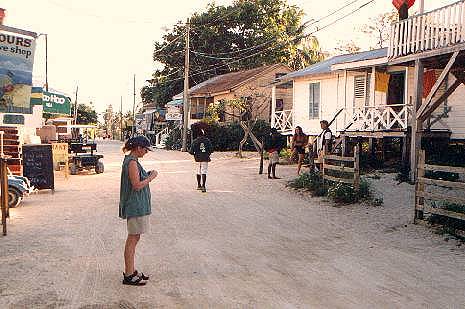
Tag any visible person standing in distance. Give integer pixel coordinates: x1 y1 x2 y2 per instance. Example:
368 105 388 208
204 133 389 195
291 126 309 175
316 120 333 171
189 129 213 192
265 128 285 179
119 136 157 286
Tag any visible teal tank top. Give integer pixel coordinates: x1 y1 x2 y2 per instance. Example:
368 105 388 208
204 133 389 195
119 155 152 219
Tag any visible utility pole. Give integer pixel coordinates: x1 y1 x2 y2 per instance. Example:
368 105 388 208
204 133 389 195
45 34 48 91
132 74 136 136
181 18 190 152
120 96 123 141
74 85 78 125
419 0 424 14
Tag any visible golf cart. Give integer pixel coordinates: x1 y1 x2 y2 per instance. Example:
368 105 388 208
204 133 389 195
64 125 104 175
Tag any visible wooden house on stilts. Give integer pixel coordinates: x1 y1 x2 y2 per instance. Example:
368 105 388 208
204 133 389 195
272 0 465 179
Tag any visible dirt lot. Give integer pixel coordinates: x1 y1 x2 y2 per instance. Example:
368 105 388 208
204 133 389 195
1 140 464 308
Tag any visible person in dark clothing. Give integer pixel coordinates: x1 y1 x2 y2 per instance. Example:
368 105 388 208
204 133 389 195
189 129 213 192
291 126 309 175
264 128 285 179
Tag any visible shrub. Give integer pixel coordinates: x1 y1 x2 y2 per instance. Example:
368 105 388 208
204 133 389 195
327 182 358 204
168 120 272 152
327 179 371 204
287 170 325 195
280 148 292 159
165 127 191 150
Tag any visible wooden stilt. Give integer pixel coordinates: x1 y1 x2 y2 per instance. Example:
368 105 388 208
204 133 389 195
401 136 409 170
341 135 347 156
410 59 424 181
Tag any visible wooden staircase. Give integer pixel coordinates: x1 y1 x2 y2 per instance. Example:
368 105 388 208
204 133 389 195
0 127 22 175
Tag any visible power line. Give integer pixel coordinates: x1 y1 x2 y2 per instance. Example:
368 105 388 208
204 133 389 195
190 50 237 60
307 0 376 35
307 0 362 26
153 31 186 55
185 0 366 58
156 0 378 85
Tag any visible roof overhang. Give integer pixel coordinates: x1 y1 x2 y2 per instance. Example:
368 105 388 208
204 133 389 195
331 57 388 71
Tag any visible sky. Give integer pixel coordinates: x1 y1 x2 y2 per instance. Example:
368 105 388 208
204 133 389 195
0 0 454 118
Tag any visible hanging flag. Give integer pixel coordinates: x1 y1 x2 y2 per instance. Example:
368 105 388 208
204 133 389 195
392 0 415 10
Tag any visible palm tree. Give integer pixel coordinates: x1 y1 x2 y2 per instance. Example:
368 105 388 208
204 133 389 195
289 36 324 70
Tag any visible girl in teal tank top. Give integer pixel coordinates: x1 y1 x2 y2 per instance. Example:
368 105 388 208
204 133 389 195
119 136 157 286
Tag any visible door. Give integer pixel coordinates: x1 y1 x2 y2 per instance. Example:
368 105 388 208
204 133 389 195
387 72 405 106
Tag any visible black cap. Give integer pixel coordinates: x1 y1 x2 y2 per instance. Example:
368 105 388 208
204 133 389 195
127 136 152 151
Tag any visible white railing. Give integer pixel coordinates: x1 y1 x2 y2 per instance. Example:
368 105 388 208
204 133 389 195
154 126 170 148
389 0 465 58
341 104 412 131
272 110 293 133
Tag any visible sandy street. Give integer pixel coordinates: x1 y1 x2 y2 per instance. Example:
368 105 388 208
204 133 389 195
0 140 464 308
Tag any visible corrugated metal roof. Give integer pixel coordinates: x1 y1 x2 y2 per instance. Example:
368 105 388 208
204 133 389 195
166 98 183 106
281 48 388 80
174 64 289 99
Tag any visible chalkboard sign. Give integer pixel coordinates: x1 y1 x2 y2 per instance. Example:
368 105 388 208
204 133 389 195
23 144 54 190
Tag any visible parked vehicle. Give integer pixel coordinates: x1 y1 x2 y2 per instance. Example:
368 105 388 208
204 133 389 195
7 174 34 208
68 141 104 175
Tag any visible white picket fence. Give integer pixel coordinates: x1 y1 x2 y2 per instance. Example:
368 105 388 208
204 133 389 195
389 0 465 58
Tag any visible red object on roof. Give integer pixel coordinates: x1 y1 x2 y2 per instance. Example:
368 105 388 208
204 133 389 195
0 8 5 18
392 0 415 10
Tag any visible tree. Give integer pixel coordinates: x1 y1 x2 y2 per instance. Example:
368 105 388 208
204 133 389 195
361 11 398 49
77 103 97 125
335 40 361 54
142 0 320 105
289 36 324 70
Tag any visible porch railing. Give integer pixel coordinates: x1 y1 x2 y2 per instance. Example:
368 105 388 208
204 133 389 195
389 0 465 58
154 126 170 148
341 104 412 131
272 110 293 133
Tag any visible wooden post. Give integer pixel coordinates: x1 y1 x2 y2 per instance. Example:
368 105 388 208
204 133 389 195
353 145 360 191
271 85 276 127
368 137 375 164
379 138 385 163
414 150 426 222
321 144 327 188
401 135 409 171
259 137 264 175
341 135 347 156
410 59 424 181
1 158 8 236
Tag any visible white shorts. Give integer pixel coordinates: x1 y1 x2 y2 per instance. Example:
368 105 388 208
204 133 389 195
269 151 279 164
127 215 150 235
197 162 208 174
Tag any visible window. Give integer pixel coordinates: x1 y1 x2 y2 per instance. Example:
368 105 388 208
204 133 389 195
354 74 371 108
275 99 284 111
309 82 320 119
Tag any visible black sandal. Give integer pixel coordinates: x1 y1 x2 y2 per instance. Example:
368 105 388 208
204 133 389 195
135 270 149 281
122 272 146 286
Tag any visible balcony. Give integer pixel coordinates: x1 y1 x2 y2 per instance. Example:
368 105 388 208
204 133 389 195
389 0 465 58
341 104 412 132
